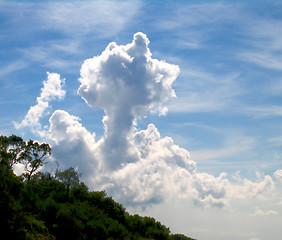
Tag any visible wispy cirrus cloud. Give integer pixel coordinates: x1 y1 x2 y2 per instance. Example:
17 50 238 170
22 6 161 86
0 60 28 77
0 1 140 38
169 67 242 113
268 136 282 147
19 45 81 71
238 12 282 71
244 105 282 118
37 1 141 37
0 1 141 72
240 51 282 71
191 135 255 162
153 2 243 49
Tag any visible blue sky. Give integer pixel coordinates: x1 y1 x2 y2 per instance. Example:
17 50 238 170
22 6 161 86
1 1 282 240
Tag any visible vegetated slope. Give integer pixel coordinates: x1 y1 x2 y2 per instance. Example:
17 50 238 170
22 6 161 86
0 135 196 240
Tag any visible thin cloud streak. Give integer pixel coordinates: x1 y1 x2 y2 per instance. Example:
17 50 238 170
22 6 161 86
0 1 141 72
244 105 282 118
0 61 28 77
169 68 242 113
38 1 141 37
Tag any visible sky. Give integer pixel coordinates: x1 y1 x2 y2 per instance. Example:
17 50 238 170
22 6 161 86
1 1 282 239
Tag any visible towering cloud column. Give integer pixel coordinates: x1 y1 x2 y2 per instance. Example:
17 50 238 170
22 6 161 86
78 32 180 168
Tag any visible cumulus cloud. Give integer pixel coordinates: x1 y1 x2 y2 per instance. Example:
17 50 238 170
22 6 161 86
78 32 179 169
48 110 100 177
252 209 278 216
274 169 282 182
14 72 65 136
43 33 231 208
104 124 197 206
228 175 276 200
15 33 282 210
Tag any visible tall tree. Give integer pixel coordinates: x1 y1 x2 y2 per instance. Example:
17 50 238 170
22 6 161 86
0 135 51 180
21 140 51 181
56 167 81 195
0 135 25 169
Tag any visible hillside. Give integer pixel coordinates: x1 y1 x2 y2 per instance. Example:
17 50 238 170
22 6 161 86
0 135 195 240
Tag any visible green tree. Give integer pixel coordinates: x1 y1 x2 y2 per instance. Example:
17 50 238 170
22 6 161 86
21 140 51 181
56 167 81 196
170 234 196 240
0 135 51 181
0 134 25 169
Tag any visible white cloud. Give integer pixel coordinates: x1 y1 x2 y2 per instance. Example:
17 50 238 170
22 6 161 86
268 136 282 146
13 163 26 176
78 32 179 116
228 175 276 200
1 1 141 73
168 68 241 113
191 134 255 162
48 110 100 178
27 33 228 208
270 79 282 95
0 60 28 77
154 2 242 49
15 33 282 212
240 18 282 70
78 32 179 169
0 1 140 39
40 72 66 101
49 110 94 145
104 123 198 205
107 149 278 208
14 72 65 136
244 105 282 118
252 209 278 216
240 51 282 71
274 169 282 182
38 1 140 37
20 46 80 71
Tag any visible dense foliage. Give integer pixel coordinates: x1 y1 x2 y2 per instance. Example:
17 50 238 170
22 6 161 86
0 135 196 240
